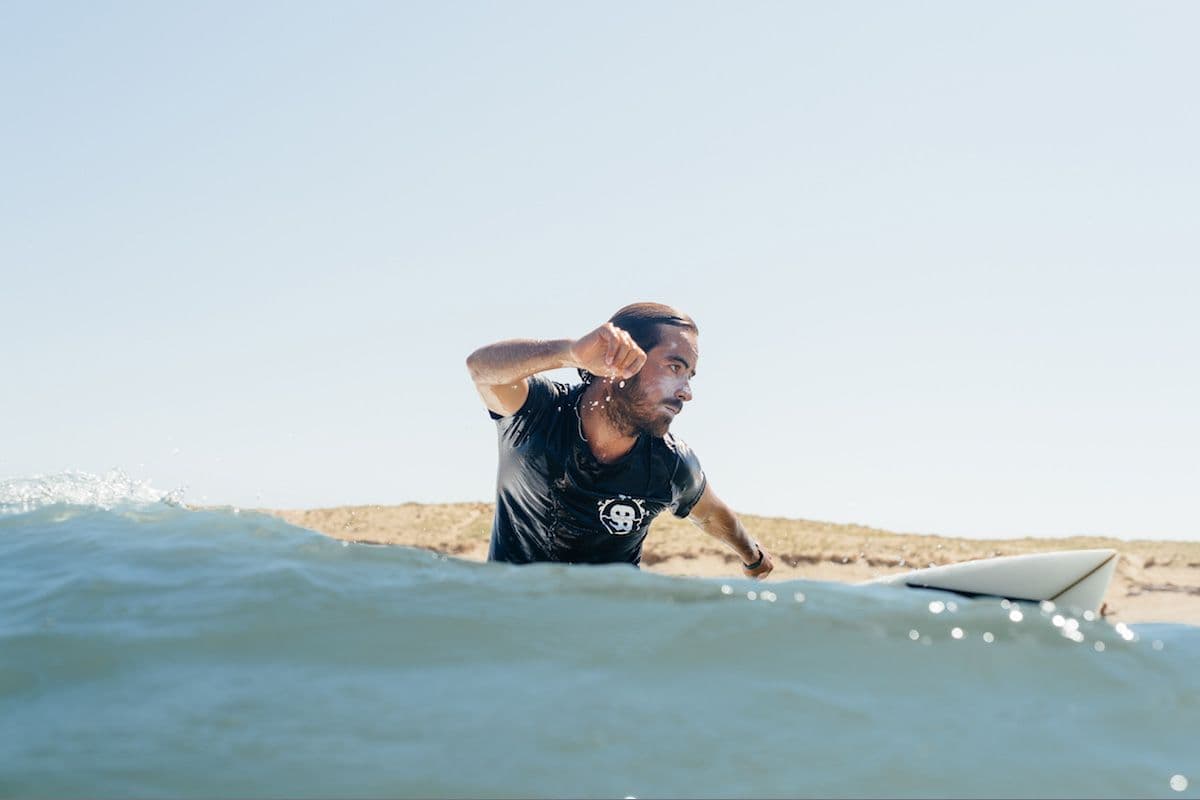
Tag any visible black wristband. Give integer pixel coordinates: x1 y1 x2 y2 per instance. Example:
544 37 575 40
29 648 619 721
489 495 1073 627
743 545 764 570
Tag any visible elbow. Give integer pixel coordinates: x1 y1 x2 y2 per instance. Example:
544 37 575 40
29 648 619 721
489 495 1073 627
465 349 483 381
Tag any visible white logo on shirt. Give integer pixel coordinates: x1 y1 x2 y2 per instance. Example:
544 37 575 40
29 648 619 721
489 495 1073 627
597 496 647 535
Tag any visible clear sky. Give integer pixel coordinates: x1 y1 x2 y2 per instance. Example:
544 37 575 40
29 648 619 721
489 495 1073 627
3 2 1197 540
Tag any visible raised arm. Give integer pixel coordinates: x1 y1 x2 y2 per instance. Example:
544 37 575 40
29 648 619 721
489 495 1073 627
466 322 647 417
687 484 775 579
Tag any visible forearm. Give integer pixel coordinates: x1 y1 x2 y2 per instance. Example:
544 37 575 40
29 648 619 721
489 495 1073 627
692 507 758 563
466 338 576 385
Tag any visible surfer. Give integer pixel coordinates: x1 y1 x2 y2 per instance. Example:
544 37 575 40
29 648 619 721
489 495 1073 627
467 302 775 579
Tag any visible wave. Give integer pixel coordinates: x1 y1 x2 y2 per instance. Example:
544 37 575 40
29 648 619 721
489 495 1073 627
0 469 186 515
3 498 1199 797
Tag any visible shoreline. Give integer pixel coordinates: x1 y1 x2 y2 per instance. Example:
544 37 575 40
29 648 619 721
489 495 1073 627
266 502 1200 626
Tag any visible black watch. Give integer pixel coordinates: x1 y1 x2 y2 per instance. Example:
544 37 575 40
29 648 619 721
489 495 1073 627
743 545 764 570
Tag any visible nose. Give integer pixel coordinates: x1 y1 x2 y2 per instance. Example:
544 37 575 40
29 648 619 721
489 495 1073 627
676 380 692 403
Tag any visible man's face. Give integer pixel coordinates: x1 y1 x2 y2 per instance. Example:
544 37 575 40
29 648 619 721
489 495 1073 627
603 326 698 438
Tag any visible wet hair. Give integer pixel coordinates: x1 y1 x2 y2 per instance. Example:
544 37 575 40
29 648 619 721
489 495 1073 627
578 302 698 384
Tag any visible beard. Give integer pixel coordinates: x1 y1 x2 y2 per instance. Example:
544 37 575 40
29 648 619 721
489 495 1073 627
598 373 675 438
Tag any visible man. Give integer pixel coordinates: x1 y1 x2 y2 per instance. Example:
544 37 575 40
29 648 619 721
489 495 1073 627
466 302 774 579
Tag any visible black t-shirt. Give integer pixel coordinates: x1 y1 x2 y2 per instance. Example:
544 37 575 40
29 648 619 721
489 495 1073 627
487 376 707 566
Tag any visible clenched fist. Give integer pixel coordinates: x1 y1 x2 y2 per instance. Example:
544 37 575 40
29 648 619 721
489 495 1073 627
570 322 647 380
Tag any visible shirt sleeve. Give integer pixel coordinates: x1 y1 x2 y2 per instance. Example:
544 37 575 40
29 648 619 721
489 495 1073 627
668 436 707 518
491 375 570 449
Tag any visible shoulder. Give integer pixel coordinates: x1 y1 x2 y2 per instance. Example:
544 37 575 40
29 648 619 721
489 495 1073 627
661 432 700 464
655 432 704 484
490 375 575 421
659 433 706 517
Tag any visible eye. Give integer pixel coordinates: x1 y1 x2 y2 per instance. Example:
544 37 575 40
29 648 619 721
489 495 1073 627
668 363 681 373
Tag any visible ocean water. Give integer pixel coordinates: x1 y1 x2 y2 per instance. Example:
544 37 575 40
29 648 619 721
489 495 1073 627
2 475 1198 799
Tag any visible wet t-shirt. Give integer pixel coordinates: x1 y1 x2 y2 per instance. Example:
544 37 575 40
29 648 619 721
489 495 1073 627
487 376 707 566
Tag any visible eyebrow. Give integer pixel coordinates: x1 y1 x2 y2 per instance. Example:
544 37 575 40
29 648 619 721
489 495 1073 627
666 355 697 377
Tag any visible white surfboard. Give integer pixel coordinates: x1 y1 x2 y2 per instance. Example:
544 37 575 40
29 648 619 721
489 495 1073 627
862 549 1118 612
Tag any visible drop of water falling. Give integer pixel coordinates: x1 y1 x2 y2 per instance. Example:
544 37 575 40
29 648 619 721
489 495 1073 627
1170 775 1188 792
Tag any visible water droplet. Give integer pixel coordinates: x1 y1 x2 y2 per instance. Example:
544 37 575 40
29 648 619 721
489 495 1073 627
951 627 964 640
762 591 777 603
1093 641 1105 652
720 584 732 595
1153 640 1164 651
946 601 958 613
746 591 757 601
908 630 920 641
1170 775 1188 792
619 380 626 388
793 592 806 603
928 601 945 614
1040 600 1056 613
982 632 995 643
1009 609 1024 623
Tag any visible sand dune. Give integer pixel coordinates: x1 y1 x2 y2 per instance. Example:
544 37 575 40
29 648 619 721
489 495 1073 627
267 503 1200 625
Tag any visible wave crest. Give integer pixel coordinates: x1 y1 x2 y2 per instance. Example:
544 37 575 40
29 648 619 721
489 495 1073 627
0 470 186 515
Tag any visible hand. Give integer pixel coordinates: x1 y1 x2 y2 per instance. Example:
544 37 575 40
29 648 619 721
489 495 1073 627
742 545 774 580
569 322 647 380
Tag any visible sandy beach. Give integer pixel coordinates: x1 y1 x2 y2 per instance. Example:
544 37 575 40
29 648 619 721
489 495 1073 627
268 503 1200 626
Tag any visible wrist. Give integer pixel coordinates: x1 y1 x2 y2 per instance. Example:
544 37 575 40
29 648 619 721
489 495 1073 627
742 544 764 570
559 338 582 369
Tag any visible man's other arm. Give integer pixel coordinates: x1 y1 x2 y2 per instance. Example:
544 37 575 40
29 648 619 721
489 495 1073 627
687 485 775 579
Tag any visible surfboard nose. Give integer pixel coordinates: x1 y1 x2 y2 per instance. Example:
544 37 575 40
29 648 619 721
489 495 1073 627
1052 549 1118 612
861 548 1119 613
